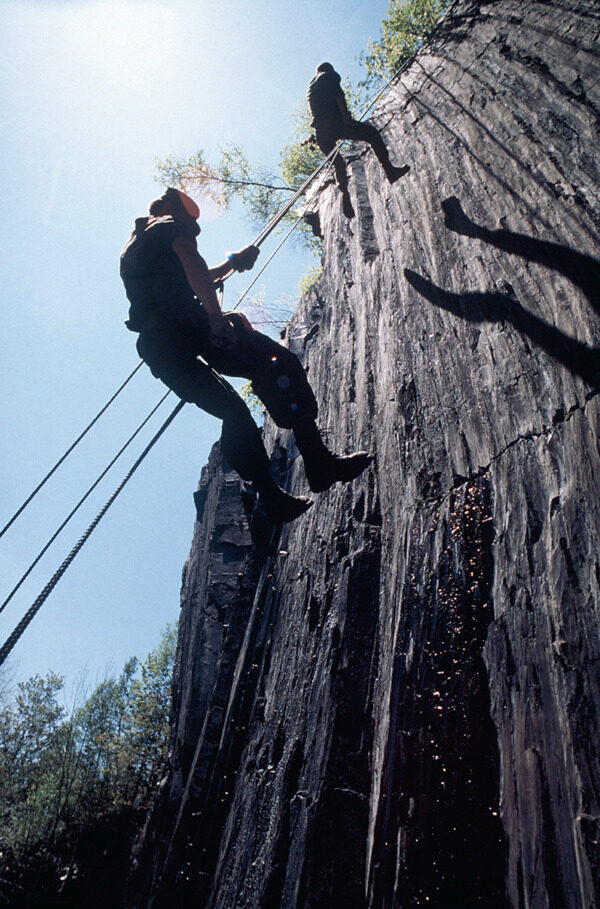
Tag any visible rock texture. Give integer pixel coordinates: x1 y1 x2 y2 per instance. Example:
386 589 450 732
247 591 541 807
130 1 600 906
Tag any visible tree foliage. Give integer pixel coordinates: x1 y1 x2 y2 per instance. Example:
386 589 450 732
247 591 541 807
157 145 293 225
154 2 448 244
156 105 322 248
361 0 451 86
0 625 177 906
155 80 369 250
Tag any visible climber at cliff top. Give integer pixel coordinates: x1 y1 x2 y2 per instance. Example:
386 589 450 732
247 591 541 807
120 187 372 523
306 62 409 219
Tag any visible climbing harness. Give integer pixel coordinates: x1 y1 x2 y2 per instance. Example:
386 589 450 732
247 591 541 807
0 43 427 663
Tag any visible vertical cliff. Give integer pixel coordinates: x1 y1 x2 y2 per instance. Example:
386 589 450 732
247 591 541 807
131 1 600 905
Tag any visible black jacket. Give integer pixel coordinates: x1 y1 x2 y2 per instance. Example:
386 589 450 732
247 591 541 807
120 215 201 333
307 68 343 130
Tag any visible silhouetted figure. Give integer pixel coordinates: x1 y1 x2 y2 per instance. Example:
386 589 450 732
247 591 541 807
307 62 409 218
120 188 371 522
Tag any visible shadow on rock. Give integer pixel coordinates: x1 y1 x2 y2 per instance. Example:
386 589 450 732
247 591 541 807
442 195 600 313
404 268 600 387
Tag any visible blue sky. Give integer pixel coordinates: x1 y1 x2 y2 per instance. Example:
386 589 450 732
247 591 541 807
0 0 390 695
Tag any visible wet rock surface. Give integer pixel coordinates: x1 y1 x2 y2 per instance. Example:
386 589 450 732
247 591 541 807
130 2 600 906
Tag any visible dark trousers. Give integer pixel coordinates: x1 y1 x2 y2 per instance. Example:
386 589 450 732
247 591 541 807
136 315 318 484
315 118 395 192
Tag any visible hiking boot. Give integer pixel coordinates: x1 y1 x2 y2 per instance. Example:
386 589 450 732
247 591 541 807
304 210 322 237
441 196 475 235
305 451 373 493
385 164 410 183
342 192 355 219
257 480 313 523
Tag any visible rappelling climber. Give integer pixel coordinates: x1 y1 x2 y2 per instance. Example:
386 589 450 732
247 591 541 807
306 62 410 219
120 187 372 523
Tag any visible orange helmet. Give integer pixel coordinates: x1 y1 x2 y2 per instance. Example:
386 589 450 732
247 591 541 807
149 187 200 222
164 187 200 220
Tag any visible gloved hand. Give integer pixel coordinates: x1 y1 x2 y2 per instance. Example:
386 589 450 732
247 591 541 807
207 312 235 349
229 245 259 272
224 310 255 333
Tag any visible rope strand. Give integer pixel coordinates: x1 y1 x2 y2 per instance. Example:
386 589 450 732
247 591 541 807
0 390 171 617
241 49 424 254
233 214 307 311
0 361 144 540
1 46 428 663
0 400 185 668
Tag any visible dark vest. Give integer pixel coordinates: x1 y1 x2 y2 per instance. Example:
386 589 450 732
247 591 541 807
307 69 343 129
120 215 198 332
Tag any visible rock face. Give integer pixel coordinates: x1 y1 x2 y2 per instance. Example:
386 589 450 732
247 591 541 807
130 1 600 906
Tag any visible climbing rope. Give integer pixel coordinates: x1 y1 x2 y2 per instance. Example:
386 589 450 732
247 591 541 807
169 46 438 839
242 46 428 252
0 389 172 618
252 140 344 249
359 51 418 120
234 213 307 310
1 45 428 663
0 399 184 668
1 46 418 546
0 361 144 540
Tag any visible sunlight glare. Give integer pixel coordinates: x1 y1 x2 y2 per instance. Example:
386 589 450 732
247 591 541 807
64 1 177 87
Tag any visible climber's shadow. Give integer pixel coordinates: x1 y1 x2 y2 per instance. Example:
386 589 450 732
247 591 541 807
441 196 600 314
404 270 600 386
403 196 600 386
